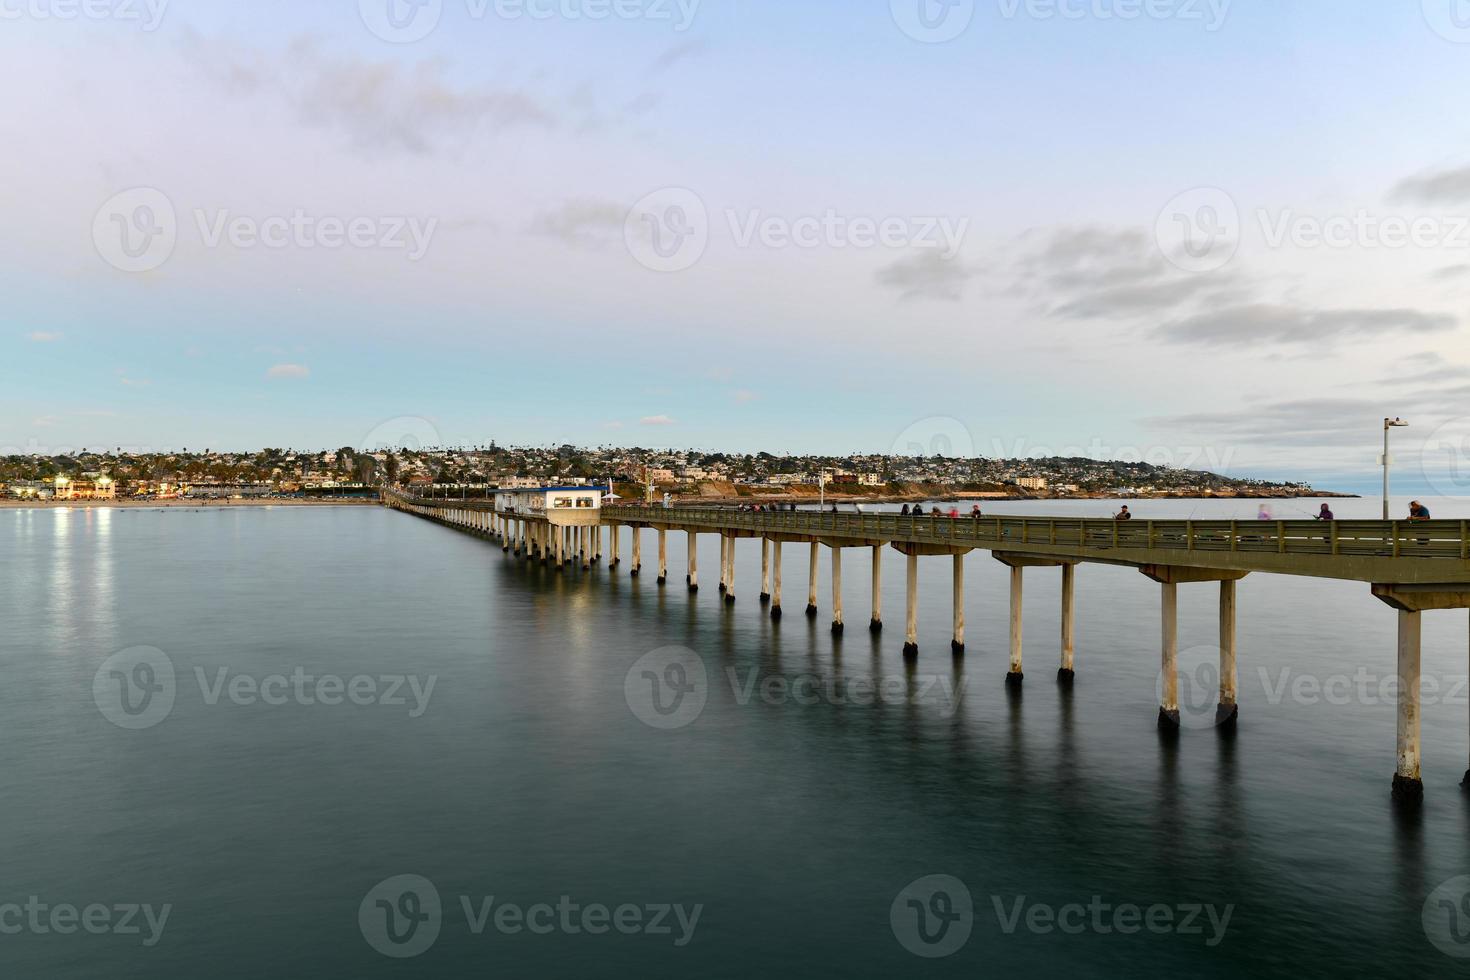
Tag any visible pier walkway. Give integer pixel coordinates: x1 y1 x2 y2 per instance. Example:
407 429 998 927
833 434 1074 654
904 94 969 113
385 491 1470 803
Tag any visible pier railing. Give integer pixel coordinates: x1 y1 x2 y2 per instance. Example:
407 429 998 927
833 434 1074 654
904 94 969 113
601 506 1470 564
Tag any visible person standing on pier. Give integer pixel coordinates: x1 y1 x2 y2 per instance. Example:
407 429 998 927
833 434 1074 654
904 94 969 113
1114 505 1132 521
1316 503 1335 520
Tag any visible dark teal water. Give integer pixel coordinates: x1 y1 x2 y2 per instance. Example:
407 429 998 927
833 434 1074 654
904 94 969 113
4 501 1470 977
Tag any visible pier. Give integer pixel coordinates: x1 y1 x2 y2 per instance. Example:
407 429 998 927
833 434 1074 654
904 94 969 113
385 491 1470 803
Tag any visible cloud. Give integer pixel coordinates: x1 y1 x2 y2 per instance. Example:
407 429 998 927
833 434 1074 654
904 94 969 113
1390 164 1470 204
875 250 977 301
27 331 62 342
649 39 708 73
640 415 675 426
1145 397 1388 451
1010 225 1229 320
266 363 311 380
119 376 151 387
732 389 757 404
1157 304 1456 347
529 200 625 246
189 34 557 154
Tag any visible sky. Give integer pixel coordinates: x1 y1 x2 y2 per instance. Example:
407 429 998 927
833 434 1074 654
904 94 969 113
4 0 1470 493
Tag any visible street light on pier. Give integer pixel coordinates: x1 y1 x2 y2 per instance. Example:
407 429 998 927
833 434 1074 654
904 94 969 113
1383 417 1409 520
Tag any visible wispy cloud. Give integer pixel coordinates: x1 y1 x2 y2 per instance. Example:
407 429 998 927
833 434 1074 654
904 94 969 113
529 200 624 246
1156 305 1455 347
640 414 675 426
649 39 708 73
875 250 978 302
1390 164 1470 204
27 331 62 342
266 363 311 380
189 34 558 155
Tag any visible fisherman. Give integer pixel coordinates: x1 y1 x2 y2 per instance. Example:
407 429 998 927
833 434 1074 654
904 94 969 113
1114 505 1132 521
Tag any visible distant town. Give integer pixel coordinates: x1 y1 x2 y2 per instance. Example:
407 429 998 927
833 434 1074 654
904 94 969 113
0 444 1343 503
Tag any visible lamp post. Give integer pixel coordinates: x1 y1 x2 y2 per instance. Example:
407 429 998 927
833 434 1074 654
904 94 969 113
1383 417 1409 520
818 469 831 510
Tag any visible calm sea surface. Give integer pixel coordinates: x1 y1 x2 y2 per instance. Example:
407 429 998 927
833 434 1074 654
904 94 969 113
4 497 1470 977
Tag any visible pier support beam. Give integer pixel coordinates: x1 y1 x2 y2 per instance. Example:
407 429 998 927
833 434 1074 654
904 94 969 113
806 542 819 618
630 527 642 577
1217 579 1238 726
1159 582 1179 729
903 553 918 657
951 554 965 654
870 546 882 633
1371 584 1470 800
687 532 698 593
723 536 736 605
760 539 771 604
1394 609 1424 802
771 540 783 619
718 536 729 594
831 547 844 634
1007 566 1023 686
1059 563 1076 683
657 529 667 585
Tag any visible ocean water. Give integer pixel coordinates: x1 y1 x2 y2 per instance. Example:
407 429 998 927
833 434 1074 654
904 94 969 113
3 497 1470 977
